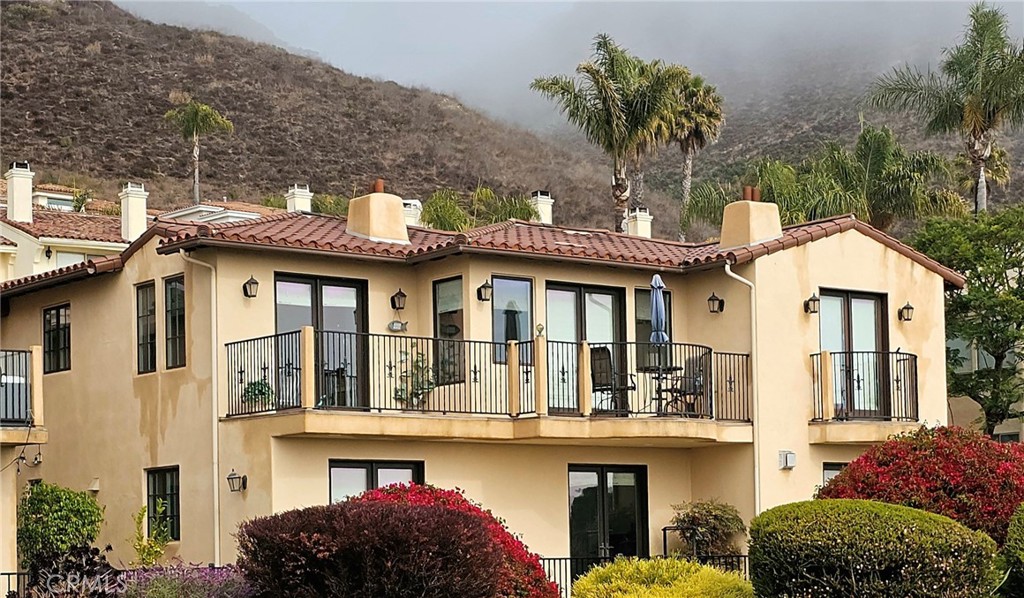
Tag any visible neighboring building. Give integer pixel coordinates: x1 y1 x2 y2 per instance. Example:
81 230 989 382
947 338 1022 440
0 184 962 569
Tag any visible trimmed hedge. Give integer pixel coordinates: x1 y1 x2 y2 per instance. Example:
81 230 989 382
1004 503 1024 597
572 557 753 598
237 501 502 598
750 499 998 597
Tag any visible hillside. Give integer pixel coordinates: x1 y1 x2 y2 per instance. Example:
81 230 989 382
0 1 680 237
1 1 1020 241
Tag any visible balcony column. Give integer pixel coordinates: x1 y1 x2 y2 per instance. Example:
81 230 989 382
534 335 548 416
507 341 520 417
300 326 316 409
578 341 592 417
820 351 835 420
30 345 43 427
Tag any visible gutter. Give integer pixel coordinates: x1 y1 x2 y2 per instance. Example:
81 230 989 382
178 249 222 566
723 262 761 515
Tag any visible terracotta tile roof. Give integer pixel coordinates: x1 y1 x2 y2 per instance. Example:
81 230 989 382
83 198 164 217
0 207 132 244
0 235 14 247
34 183 76 195
157 212 964 286
0 255 123 295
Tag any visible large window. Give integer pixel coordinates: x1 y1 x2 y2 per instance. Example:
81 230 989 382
635 288 672 368
146 466 181 541
492 277 532 363
329 460 424 503
42 303 71 373
433 277 464 384
165 276 186 369
136 283 156 374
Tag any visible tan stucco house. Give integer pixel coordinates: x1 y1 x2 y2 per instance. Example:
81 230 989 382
0 179 963 572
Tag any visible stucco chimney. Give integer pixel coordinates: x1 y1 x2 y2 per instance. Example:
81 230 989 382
530 190 554 225
119 182 149 242
625 206 653 238
346 186 410 245
285 184 313 213
719 187 782 248
4 161 34 223
402 199 423 227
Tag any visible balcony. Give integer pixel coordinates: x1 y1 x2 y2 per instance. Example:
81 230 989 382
224 329 752 445
0 347 46 445
809 350 920 444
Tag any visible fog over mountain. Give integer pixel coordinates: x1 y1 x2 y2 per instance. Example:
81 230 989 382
117 1 1022 130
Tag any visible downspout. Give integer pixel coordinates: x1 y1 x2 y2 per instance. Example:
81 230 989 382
179 249 221 565
724 262 761 515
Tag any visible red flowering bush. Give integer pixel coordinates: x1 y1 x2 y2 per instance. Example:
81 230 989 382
817 426 1024 544
353 484 559 598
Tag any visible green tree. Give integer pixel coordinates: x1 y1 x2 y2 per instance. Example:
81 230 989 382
954 143 1011 202
869 2 1024 213
164 100 234 205
913 206 1024 435
420 186 539 232
665 75 725 229
685 124 965 231
18 481 104 569
532 34 687 231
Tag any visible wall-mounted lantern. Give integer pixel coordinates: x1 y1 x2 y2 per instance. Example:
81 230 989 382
803 293 820 314
898 302 915 322
44 246 53 260
390 288 407 311
477 280 493 302
226 469 247 493
242 276 259 298
707 292 725 314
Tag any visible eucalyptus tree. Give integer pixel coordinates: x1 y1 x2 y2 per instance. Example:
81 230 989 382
532 34 687 231
665 75 725 222
685 124 966 232
869 2 1024 212
164 100 234 204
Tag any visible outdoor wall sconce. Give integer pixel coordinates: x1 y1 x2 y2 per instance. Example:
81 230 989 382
803 293 820 314
477 279 493 302
226 469 247 493
707 292 725 314
390 288 407 311
898 302 915 322
44 246 53 259
242 276 259 298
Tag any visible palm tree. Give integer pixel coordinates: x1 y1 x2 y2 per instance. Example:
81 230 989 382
421 188 472 232
665 75 725 226
163 100 234 204
954 143 1010 202
685 124 966 231
869 2 1024 213
420 187 539 232
532 34 687 231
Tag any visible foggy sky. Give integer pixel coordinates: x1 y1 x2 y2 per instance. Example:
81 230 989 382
118 1 1024 129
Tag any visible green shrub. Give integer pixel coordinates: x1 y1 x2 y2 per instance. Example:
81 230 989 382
750 499 999 597
572 557 753 598
1003 503 1024 597
670 499 746 555
17 481 104 569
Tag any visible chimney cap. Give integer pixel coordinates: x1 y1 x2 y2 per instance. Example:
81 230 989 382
289 183 310 192
531 190 551 198
122 181 146 192
372 178 385 193
8 161 30 171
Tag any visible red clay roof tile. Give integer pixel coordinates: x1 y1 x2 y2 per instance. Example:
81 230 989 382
0 207 133 244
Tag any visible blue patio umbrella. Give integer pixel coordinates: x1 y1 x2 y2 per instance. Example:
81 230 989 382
650 275 669 344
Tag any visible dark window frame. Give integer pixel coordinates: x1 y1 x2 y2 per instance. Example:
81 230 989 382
328 459 424 503
136 282 157 374
146 466 181 541
432 276 465 385
491 275 534 364
164 275 186 369
823 462 847 484
567 463 650 559
42 303 71 374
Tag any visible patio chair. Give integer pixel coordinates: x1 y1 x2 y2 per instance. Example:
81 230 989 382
591 346 634 414
665 356 705 416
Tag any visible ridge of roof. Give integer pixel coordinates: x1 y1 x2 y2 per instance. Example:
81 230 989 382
0 207 131 244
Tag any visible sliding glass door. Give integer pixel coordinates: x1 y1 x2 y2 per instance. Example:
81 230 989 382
568 465 648 562
819 291 888 418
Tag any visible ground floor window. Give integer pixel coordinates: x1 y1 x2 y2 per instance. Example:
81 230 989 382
329 460 424 503
823 462 847 484
995 432 1020 443
569 464 648 560
146 466 181 541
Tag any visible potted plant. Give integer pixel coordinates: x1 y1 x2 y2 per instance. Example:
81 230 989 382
242 379 276 410
394 345 436 410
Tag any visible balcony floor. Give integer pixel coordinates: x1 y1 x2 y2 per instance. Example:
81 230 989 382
221 409 753 448
0 426 47 446
808 420 920 444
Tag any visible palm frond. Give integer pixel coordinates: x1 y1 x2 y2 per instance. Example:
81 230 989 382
420 188 471 232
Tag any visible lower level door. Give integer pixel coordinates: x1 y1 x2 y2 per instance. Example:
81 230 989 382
568 465 648 560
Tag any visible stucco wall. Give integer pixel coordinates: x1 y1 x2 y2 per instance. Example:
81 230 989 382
0 445 21 570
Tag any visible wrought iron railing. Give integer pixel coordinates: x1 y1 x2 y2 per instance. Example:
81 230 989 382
1 571 28 597
518 340 536 415
811 350 919 422
588 342 714 417
1 349 32 426
547 340 581 414
713 352 752 422
225 331 303 416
